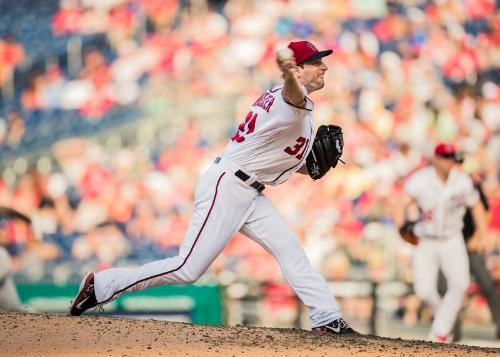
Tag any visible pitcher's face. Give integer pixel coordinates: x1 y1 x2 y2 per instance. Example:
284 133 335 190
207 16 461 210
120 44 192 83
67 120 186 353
298 59 328 93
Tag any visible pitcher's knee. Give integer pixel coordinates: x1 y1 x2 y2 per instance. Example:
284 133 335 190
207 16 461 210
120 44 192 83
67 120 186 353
448 279 470 295
414 284 439 305
178 275 198 285
176 268 204 284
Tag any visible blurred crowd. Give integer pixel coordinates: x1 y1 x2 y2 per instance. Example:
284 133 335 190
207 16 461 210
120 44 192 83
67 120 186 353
1 0 499 328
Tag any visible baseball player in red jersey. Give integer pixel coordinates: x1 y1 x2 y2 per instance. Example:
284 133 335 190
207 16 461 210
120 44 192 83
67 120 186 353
395 143 492 342
70 41 356 334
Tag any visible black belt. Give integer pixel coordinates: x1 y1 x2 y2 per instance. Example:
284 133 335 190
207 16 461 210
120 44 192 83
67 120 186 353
214 157 265 192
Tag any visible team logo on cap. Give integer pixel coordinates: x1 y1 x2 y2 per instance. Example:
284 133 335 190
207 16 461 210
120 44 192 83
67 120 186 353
306 42 318 51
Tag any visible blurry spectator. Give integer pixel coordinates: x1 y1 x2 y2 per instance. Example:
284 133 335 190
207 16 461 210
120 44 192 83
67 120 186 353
59 78 95 111
109 39 155 105
5 111 25 148
140 0 179 30
0 34 25 89
52 0 84 35
41 64 67 109
21 73 46 111
0 117 7 146
106 2 137 44
72 222 129 269
77 49 116 118
324 252 350 281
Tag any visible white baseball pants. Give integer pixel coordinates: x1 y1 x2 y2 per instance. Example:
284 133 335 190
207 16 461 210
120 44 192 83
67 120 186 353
413 237 470 337
94 158 341 327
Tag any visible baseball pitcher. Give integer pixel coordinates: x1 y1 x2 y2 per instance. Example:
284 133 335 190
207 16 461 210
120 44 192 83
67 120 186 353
70 41 356 334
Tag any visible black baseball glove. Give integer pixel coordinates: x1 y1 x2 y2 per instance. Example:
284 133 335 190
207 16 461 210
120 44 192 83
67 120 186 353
399 220 418 245
306 125 344 180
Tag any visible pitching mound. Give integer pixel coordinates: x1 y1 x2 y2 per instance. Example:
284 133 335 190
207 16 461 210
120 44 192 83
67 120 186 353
1 312 498 356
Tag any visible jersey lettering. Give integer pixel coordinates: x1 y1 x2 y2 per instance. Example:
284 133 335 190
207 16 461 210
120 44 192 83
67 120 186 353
296 138 310 160
231 111 258 143
284 136 309 159
252 93 275 113
422 210 434 221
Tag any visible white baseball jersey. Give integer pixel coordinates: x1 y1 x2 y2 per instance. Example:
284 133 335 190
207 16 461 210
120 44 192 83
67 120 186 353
404 166 479 239
405 166 475 338
222 85 314 185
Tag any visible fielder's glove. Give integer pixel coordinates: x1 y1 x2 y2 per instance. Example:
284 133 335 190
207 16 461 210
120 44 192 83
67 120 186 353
306 125 344 180
399 220 418 245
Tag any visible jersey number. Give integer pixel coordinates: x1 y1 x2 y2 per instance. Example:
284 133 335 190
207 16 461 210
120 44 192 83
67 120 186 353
284 136 309 160
231 111 258 143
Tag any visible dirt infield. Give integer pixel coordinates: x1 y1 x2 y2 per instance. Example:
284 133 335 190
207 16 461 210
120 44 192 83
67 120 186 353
1 313 499 356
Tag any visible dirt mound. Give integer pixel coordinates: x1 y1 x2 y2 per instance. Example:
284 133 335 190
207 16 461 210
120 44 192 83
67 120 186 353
0 312 498 356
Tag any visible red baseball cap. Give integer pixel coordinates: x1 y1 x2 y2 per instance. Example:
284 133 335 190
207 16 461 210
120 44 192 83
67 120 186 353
434 143 456 156
287 41 333 66
434 143 462 162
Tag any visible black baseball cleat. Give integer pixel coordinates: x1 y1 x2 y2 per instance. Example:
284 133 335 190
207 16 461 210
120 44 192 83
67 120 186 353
69 272 98 316
312 318 358 334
